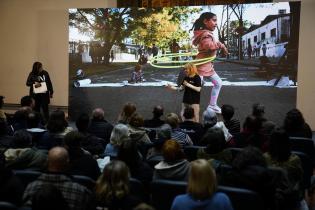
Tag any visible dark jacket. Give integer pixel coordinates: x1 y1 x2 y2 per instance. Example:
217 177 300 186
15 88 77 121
67 149 101 180
179 121 204 145
0 167 24 206
88 119 113 144
26 70 53 104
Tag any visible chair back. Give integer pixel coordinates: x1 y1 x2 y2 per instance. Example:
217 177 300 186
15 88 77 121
151 179 187 210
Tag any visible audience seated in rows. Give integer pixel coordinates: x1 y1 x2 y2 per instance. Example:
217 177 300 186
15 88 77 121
22 147 92 210
171 159 233 210
87 108 113 144
153 139 190 181
104 123 130 158
4 130 47 170
165 113 193 147
197 127 233 169
76 113 105 156
179 107 204 145
221 104 240 137
64 131 101 180
220 146 300 210
95 160 142 210
144 105 165 128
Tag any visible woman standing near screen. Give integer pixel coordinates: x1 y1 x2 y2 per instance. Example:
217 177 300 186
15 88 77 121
192 12 228 114
26 61 53 122
167 63 201 122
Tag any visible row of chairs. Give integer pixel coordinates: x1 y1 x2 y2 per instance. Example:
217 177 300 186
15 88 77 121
11 170 264 210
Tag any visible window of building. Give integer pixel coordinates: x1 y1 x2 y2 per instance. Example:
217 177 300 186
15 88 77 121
271 28 276 37
261 32 266 40
254 36 257 42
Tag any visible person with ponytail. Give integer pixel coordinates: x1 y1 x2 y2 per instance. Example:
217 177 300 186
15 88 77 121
192 12 228 114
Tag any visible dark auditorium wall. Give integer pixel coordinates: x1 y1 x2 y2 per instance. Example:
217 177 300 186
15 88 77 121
0 0 314 130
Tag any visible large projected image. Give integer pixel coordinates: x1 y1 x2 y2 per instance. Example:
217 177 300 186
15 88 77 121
69 2 300 124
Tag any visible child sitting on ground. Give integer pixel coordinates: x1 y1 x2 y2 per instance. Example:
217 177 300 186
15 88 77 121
129 64 144 83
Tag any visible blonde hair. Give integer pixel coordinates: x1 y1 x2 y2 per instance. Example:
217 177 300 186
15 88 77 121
184 63 198 77
96 160 130 203
187 159 217 200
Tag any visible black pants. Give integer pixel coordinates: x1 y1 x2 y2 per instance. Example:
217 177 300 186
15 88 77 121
34 94 49 122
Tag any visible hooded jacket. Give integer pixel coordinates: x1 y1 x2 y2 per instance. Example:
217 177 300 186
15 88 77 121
193 30 224 76
153 159 190 181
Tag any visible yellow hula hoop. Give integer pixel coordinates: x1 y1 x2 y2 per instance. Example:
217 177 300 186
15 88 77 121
148 52 216 68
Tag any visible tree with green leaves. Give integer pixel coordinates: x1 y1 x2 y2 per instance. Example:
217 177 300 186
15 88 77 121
69 8 159 64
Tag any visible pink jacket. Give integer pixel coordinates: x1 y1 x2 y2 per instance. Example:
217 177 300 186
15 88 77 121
193 30 224 76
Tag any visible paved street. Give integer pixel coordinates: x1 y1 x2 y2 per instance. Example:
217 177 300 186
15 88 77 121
88 60 266 84
69 60 297 127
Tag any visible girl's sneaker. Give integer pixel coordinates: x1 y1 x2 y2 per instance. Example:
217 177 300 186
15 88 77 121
208 104 221 114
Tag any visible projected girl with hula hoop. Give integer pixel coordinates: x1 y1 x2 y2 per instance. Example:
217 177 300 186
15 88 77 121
191 12 228 114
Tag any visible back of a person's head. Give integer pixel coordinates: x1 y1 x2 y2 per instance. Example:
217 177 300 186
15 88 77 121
232 146 266 170
165 113 179 129
26 111 41 128
96 160 129 202
32 184 70 210
117 140 140 168
203 108 217 127
201 127 226 154
110 123 130 146
129 113 144 128
221 104 235 121
20 96 34 107
284 108 305 131
269 128 291 162
47 110 68 133
252 103 265 118
12 130 32 148
243 115 262 133
92 108 105 121
47 147 69 173
183 107 194 120
153 105 164 119
121 102 137 118
75 113 90 132
188 159 217 200
64 131 84 150
162 139 184 162
157 124 172 140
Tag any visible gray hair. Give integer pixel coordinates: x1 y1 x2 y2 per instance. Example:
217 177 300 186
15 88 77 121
110 123 130 146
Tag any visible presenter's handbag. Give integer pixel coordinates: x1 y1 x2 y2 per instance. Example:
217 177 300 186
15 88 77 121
33 82 48 94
